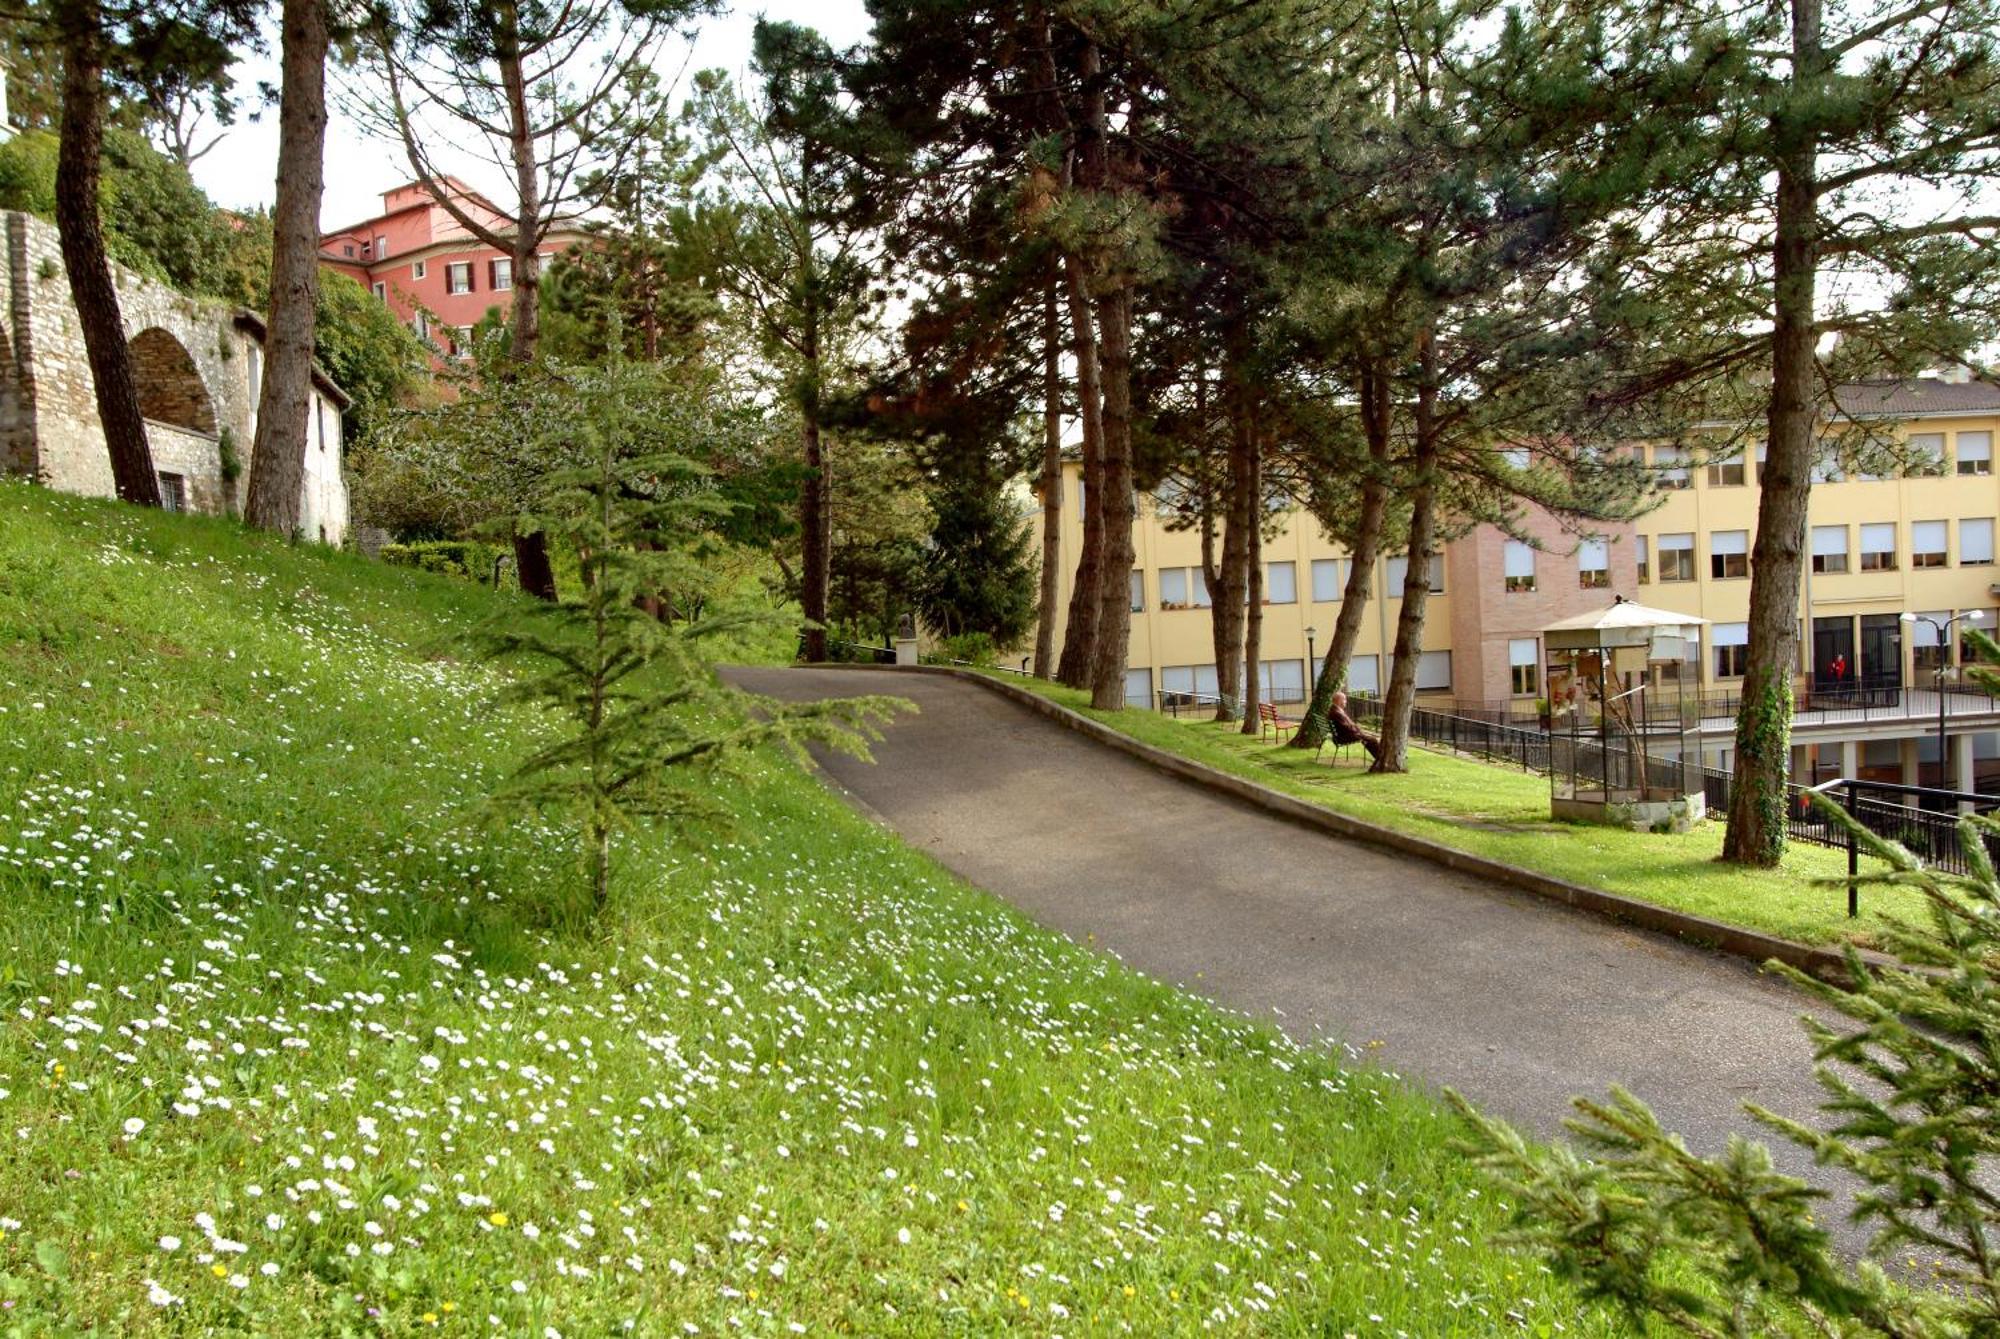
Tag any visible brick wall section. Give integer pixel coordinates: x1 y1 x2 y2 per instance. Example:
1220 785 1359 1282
1447 508 1642 702
129 328 219 434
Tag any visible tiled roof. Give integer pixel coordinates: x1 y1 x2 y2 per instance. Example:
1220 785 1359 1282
1829 377 2000 419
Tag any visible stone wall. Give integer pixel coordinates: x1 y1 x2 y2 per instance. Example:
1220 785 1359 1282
0 211 344 542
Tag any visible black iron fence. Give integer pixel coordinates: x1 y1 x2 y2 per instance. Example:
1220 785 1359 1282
822 638 896 665
1148 684 1998 906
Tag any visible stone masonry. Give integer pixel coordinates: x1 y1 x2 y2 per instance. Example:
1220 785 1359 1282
0 211 350 542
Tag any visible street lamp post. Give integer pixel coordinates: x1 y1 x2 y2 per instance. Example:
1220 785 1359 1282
1306 626 1317 684
1900 609 1984 789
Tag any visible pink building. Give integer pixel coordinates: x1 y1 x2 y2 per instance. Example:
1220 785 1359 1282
319 179 590 357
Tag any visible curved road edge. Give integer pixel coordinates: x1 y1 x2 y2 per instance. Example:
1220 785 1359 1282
801 662 1889 986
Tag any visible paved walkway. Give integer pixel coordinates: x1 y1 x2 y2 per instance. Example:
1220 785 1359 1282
728 666 1842 1199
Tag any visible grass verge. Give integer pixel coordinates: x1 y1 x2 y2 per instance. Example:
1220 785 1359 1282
0 483 1623 1335
990 674 1916 950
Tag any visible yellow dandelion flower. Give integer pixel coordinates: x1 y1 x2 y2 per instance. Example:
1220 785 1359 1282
1122 1285 1136 1298
211 1264 228 1278
488 1212 508 1227
422 1314 437 1325
441 1303 456 1313
956 1200 969 1213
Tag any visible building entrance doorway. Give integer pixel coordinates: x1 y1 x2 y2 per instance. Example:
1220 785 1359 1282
1813 615 1855 696
1859 613 1904 695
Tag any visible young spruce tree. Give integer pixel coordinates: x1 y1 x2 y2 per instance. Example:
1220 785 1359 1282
1453 635 2000 1335
473 359 905 912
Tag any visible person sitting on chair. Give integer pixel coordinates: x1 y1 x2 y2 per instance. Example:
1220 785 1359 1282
1329 690 1382 761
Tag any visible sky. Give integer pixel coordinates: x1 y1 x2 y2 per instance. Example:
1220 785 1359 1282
189 1 875 233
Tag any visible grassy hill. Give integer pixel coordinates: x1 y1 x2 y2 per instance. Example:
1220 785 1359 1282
0 482 1621 1335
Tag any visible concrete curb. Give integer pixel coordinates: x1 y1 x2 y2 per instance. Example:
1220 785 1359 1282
804 661 1888 985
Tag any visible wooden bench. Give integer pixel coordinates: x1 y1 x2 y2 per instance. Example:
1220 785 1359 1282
1257 701 1299 742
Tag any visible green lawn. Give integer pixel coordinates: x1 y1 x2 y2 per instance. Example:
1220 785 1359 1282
993 676 1921 950
0 482 1633 1335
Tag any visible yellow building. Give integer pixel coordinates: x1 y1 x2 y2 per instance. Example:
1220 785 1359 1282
1040 375 2000 791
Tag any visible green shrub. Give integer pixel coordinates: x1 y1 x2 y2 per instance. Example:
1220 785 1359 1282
380 540 505 584
938 630 997 665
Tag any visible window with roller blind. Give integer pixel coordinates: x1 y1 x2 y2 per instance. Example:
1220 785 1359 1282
1415 651 1452 692
1265 562 1297 604
1911 520 1948 569
1653 445 1690 489
1706 449 1745 487
1509 638 1539 696
1635 535 1650 584
1811 525 1848 574
1503 540 1536 592
1386 554 1444 596
1157 567 1212 610
1709 530 1748 580
1911 611 1951 675
1907 432 1946 476
1957 431 1993 476
1712 622 1749 678
1311 558 1350 602
1860 522 1897 571
1577 537 1610 588
1658 532 1695 582
1961 518 1995 567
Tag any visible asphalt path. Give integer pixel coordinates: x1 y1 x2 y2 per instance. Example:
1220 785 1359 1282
727 666 1848 1208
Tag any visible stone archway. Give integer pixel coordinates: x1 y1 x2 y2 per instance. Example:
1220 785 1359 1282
127 327 217 435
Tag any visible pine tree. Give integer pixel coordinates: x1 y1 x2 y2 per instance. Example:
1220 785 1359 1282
1452 633 2000 1334
470 359 905 912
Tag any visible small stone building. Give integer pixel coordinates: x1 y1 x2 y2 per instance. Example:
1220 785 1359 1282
0 211 351 545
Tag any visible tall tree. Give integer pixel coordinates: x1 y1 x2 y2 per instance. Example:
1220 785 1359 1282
1700 0 2000 864
693 25 877 663
1032 280 1064 679
54 0 157 507
357 0 700 595
45 0 252 508
243 0 331 536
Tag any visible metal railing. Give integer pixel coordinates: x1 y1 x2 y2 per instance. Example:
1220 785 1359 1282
1150 685 1997 911
820 638 896 665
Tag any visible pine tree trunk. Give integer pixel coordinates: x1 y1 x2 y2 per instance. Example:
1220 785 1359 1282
1240 418 1266 737
1033 282 1064 679
1375 342 1440 774
1210 370 1253 722
1200 491 1226 712
1055 254 1104 687
500 15 540 367
493 7 559 600
55 0 159 508
1294 364 1391 748
800 408 831 662
512 533 558 600
1723 0 1822 865
243 0 329 537
1210 479 1249 723
1088 276 1137 710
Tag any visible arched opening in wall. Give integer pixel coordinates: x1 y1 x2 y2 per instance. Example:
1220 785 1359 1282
127 327 217 436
